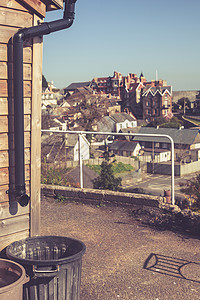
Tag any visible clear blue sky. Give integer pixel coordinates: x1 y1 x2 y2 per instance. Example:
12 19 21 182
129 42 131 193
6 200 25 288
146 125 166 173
43 0 200 91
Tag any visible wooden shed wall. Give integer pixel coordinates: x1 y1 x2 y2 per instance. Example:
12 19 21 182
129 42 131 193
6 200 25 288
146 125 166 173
0 0 42 251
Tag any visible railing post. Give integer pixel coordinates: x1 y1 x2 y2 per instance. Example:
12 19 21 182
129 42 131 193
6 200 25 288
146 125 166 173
78 134 83 188
171 139 175 205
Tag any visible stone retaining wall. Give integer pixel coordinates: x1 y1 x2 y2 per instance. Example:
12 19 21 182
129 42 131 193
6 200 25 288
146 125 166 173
41 184 163 208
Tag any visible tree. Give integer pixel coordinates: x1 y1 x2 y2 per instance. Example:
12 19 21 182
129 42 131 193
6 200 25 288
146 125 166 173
177 97 191 114
148 116 183 128
92 152 122 191
180 173 200 210
79 101 102 131
42 74 48 89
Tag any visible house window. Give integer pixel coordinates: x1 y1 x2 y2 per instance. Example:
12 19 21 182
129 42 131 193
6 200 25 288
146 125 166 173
147 109 151 115
162 143 168 149
120 124 122 129
126 123 129 128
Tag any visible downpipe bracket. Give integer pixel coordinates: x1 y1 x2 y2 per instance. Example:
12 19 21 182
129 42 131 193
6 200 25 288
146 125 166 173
6 188 30 207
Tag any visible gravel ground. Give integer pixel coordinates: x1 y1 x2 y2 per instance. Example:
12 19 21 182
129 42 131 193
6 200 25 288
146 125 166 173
41 197 200 300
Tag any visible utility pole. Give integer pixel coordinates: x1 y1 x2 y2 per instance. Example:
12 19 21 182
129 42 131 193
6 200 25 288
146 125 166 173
152 141 154 174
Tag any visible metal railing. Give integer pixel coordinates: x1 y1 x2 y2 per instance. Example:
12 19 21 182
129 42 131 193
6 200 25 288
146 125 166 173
41 129 175 205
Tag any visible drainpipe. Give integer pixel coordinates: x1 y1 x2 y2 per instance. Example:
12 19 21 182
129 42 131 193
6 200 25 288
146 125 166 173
13 0 77 206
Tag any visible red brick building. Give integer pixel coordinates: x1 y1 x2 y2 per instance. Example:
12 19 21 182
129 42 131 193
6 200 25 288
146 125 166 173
90 71 172 121
91 71 141 98
142 81 172 121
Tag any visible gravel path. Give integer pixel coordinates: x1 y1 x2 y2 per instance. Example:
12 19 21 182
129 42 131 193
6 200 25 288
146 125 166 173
41 197 200 300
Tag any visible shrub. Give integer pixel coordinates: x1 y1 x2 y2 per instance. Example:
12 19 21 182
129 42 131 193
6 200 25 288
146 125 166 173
180 173 200 211
41 164 79 187
92 161 122 191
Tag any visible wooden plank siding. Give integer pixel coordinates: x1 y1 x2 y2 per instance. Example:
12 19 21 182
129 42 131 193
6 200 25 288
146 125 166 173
0 165 30 188
0 202 29 219
0 44 32 63
0 132 31 151
0 98 31 116
0 0 43 251
0 115 31 133
0 80 32 98
0 230 29 253
30 14 42 236
0 149 30 168
0 62 32 80
0 7 32 27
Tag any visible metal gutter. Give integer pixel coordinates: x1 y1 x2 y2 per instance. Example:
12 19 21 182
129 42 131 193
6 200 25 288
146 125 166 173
13 0 77 206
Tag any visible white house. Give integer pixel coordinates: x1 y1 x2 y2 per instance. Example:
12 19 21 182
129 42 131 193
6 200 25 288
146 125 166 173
65 134 90 161
140 148 171 162
109 140 141 157
41 133 90 163
110 112 137 132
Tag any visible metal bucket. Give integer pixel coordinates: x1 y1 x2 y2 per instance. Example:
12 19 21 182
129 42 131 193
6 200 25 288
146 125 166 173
0 258 29 300
6 236 86 300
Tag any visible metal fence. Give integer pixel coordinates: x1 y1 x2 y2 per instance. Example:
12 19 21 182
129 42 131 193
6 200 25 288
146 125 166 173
41 129 175 205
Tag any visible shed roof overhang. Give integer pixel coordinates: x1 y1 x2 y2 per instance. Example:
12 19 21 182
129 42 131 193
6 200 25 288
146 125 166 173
20 0 63 18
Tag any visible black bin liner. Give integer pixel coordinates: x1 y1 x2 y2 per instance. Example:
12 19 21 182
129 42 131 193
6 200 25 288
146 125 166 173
6 236 86 300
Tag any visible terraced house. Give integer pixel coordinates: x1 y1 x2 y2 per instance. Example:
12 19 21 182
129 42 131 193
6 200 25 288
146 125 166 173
142 83 172 121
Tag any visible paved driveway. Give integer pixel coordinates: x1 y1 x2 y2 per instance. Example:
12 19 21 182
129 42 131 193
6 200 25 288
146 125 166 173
41 197 200 300
123 173 197 199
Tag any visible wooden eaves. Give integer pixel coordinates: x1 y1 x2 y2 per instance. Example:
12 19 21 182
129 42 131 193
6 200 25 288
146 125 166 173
20 0 63 18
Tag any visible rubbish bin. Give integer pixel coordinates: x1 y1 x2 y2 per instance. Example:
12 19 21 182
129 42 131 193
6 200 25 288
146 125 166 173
6 236 86 300
0 258 29 300
164 190 171 204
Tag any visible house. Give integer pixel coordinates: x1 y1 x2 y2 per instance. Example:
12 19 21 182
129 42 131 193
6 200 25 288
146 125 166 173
109 140 141 157
133 127 200 163
97 116 115 133
142 84 172 121
64 82 91 94
110 112 137 132
42 133 90 162
42 115 68 131
140 148 171 163
65 134 90 161
123 82 144 119
105 99 121 115
91 71 141 98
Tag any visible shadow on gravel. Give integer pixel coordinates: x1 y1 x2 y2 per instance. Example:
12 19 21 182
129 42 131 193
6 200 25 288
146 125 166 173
144 253 200 283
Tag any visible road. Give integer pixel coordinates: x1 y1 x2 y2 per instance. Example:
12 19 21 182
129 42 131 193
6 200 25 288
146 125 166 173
122 172 196 199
